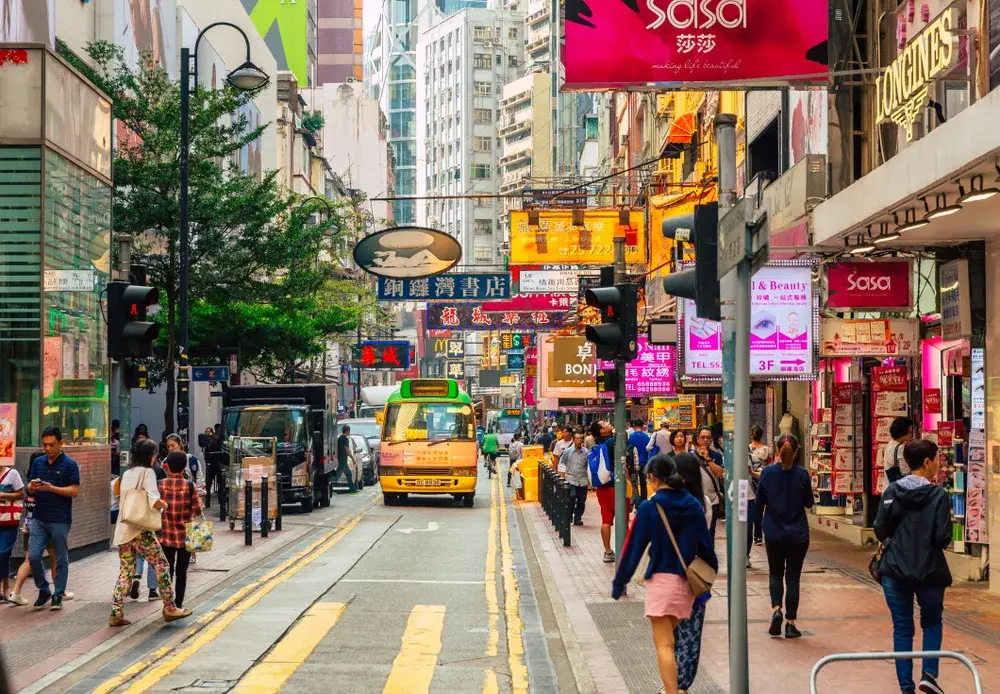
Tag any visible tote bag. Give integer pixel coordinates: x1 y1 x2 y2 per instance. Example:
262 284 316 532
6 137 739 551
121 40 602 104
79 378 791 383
0 468 23 527
119 468 162 531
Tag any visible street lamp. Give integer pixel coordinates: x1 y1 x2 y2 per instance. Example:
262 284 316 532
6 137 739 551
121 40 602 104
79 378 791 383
177 23 269 437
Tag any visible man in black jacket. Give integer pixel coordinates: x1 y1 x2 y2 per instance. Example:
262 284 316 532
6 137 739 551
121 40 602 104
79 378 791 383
874 438 951 694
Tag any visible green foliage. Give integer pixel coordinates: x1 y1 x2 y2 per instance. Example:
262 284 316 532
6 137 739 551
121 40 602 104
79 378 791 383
301 111 325 133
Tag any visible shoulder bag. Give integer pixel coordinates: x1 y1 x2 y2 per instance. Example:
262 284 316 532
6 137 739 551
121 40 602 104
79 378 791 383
656 503 716 599
119 468 162 531
0 468 23 527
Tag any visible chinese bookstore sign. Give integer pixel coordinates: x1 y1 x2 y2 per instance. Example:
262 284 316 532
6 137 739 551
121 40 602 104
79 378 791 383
378 273 510 301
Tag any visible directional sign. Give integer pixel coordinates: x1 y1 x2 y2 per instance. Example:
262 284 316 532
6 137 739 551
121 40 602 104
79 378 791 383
191 366 230 382
717 199 749 280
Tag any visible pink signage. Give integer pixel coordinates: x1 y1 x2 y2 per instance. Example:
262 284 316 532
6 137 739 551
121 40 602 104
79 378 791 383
481 294 575 313
825 260 911 310
600 338 676 397
564 0 829 89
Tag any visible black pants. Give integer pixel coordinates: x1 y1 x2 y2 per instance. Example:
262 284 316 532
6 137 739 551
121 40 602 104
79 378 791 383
568 484 587 523
765 539 809 620
205 461 224 508
162 546 192 608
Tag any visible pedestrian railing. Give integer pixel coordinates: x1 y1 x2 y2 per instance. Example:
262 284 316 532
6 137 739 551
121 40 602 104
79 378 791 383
538 462 572 547
810 650 982 694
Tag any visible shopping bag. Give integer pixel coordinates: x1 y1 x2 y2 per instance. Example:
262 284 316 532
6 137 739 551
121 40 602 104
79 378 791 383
185 518 214 553
120 469 161 531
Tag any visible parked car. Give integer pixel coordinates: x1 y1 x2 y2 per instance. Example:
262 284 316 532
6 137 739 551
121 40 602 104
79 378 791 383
351 435 378 486
338 417 381 474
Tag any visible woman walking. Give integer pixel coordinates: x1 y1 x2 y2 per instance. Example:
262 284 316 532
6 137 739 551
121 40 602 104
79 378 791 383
748 425 770 556
874 438 951 694
612 455 718 694
158 451 203 609
756 434 812 638
110 439 191 626
0 466 25 601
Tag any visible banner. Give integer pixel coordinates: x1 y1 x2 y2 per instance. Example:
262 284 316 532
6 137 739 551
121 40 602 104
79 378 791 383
825 260 911 310
820 319 919 357
481 294 575 313
509 209 646 265
378 273 510 301
426 304 571 330
563 0 829 89
600 339 676 396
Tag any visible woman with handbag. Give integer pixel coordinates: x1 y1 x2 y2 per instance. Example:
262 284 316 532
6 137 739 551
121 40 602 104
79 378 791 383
158 452 205 609
0 466 25 601
612 455 718 694
110 439 191 627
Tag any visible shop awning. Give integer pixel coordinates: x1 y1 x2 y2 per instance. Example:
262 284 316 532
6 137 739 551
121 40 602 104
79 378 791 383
662 112 697 159
812 86 1000 248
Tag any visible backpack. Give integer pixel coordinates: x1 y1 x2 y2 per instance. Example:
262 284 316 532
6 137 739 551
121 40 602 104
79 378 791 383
588 440 614 488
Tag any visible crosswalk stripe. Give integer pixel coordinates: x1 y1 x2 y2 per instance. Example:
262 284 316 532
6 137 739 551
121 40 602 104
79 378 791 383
232 602 347 693
382 604 446 694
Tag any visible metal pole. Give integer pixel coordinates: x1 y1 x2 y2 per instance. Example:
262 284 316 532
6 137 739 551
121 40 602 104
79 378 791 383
261 474 269 537
613 234 628 561
178 47 191 439
244 479 252 546
716 113 748 694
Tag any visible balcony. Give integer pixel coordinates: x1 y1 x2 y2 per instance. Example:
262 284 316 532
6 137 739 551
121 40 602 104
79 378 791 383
499 175 529 195
499 118 531 139
500 89 531 110
526 36 550 58
500 149 531 169
526 8 548 25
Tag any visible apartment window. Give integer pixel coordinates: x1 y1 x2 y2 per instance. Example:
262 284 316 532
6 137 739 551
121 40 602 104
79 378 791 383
474 26 491 41
474 245 493 262
508 27 518 40
473 136 492 152
474 219 493 235
474 109 492 124
472 164 491 179
473 81 492 96
508 55 518 67
495 54 502 66
474 53 492 69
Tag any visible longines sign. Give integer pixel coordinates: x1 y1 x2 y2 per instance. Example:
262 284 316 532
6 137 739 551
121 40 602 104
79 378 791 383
875 8 958 142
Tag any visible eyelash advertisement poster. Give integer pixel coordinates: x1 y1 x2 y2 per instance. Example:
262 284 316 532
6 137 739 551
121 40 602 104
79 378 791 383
681 265 814 379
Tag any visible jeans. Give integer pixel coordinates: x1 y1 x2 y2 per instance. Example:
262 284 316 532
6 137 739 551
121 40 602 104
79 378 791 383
746 499 757 558
135 553 158 590
28 518 70 597
162 546 192 607
674 599 707 690
568 484 587 523
333 459 356 491
764 539 809 620
882 576 945 691
0 526 18 582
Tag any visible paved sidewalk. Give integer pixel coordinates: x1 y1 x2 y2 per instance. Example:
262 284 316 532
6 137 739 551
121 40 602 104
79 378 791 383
520 492 1000 694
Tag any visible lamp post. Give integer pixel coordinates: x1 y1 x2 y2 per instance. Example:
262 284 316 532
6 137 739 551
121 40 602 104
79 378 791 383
178 23 268 437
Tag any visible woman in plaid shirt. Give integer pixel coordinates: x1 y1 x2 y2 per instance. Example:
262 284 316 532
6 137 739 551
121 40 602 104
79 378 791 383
158 452 203 609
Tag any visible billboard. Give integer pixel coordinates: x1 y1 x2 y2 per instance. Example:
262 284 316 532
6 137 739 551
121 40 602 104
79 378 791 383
599 339 677 397
788 90 828 164
426 304 572 330
357 341 411 370
563 0 829 89
509 210 646 265
378 273 510 301
538 334 597 399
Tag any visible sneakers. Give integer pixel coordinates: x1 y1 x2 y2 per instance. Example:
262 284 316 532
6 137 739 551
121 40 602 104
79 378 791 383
784 622 802 639
768 608 783 636
109 614 132 627
50 595 63 611
7 592 27 606
602 551 615 563
148 589 160 601
129 579 140 600
33 590 52 609
64 591 74 601
918 674 944 694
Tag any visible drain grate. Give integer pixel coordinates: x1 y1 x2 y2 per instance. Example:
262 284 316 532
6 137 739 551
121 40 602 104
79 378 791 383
189 679 237 689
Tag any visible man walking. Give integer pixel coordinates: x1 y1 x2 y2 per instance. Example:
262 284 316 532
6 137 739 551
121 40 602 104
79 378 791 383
627 418 651 504
334 425 358 493
560 431 589 526
507 433 524 487
26 427 79 610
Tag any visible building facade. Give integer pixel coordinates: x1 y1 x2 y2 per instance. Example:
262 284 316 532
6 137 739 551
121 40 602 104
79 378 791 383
498 71 552 219
317 0 363 83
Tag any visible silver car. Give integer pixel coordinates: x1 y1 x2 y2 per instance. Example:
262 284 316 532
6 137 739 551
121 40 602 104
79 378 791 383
338 418 381 485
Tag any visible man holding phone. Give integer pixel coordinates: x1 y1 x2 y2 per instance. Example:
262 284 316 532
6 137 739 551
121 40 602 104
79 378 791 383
26 427 79 610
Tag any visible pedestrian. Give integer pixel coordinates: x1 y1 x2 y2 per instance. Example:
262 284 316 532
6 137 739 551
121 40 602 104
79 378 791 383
874 437 951 694
25 427 79 610
334 425 359 493
131 423 149 446
166 434 200 483
883 416 914 484
158 451 203 609
748 424 770 556
507 433 524 487
667 430 688 458
670 452 713 694
591 421 627 563
110 438 191 627
756 433 812 639
694 427 725 538
0 465 25 601
628 418 651 503
560 431 589 526
535 426 553 454
116 462 161 601
481 427 499 476
612 455 718 694
552 428 573 469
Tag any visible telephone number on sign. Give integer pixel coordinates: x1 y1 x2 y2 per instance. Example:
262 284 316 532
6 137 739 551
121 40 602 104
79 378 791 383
556 245 639 257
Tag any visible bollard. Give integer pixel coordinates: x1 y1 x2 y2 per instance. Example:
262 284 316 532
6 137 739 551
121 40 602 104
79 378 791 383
261 474 269 538
244 479 253 546
275 473 283 532
562 480 572 547
219 469 228 523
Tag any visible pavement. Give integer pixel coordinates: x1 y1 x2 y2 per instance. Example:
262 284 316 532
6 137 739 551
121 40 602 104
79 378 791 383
518 489 1000 694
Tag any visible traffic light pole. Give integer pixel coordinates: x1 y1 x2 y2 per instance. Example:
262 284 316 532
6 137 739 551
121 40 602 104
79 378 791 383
716 113 749 694
111 235 133 438
612 234 628 561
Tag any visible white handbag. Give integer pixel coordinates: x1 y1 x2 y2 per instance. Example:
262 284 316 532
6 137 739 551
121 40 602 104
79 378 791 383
119 468 162 531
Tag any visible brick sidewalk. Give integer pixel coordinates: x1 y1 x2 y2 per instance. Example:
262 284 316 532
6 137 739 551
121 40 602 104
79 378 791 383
0 512 313 692
520 492 1000 694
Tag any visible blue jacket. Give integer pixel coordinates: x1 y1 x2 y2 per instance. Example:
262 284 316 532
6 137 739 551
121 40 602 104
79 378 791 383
627 430 651 468
756 463 814 544
612 488 718 599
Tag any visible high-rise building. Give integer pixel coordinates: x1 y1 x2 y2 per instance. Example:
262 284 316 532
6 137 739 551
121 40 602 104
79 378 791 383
416 7 524 266
498 71 552 218
317 0 364 83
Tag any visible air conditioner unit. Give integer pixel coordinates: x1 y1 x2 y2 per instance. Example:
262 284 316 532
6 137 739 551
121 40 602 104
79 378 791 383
346 77 358 83
483 40 493 47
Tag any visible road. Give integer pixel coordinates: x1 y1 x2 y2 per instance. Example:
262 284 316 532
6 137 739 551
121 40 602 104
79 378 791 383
45 466 559 694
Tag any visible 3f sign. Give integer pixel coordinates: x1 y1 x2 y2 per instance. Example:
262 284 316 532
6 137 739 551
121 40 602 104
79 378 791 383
758 360 774 372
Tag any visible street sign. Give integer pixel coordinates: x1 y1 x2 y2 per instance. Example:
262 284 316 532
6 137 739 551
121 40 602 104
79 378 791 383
191 366 230 382
378 273 510 301
717 199 749 280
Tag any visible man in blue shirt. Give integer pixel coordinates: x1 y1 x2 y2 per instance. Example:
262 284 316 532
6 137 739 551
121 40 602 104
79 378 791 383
26 427 80 610
627 418 651 503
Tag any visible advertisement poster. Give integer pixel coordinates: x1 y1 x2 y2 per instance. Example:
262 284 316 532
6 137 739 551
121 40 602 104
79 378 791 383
563 0 829 88
966 428 988 543
681 265 814 379
824 260 912 310
832 383 861 494
0 404 15 465
788 90 828 164
820 318 919 356
508 210 646 266
972 348 985 430
653 395 696 429
939 259 971 339
924 388 942 414
598 338 677 397
871 365 908 494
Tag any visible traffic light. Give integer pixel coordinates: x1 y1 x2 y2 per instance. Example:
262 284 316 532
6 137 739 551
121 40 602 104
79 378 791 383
107 280 159 358
584 270 638 362
661 202 720 322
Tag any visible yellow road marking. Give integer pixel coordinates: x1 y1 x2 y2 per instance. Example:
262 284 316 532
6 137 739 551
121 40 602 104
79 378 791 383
498 475 529 694
382 605 446 694
482 667 500 694
484 470 500 658
232 602 347 693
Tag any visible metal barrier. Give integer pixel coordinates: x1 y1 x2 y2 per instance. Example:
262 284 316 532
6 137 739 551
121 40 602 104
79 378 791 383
539 462 572 547
810 650 982 694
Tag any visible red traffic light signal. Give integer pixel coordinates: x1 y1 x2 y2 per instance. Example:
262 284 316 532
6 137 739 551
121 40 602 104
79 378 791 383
107 281 159 358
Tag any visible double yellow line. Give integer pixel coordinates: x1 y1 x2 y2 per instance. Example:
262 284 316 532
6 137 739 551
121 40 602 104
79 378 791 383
93 505 372 694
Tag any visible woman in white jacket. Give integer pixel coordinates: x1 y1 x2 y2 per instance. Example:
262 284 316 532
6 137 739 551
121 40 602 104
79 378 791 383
110 439 191 626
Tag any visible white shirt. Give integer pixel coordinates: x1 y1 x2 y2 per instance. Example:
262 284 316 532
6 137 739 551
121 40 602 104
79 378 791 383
883 439 910 476
113 466 162 546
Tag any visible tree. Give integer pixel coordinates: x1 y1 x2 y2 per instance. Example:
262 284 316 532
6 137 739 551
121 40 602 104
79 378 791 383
59 41 368 431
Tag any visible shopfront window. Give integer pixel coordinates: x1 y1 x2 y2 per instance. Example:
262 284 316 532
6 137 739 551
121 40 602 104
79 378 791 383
42 150 111 446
